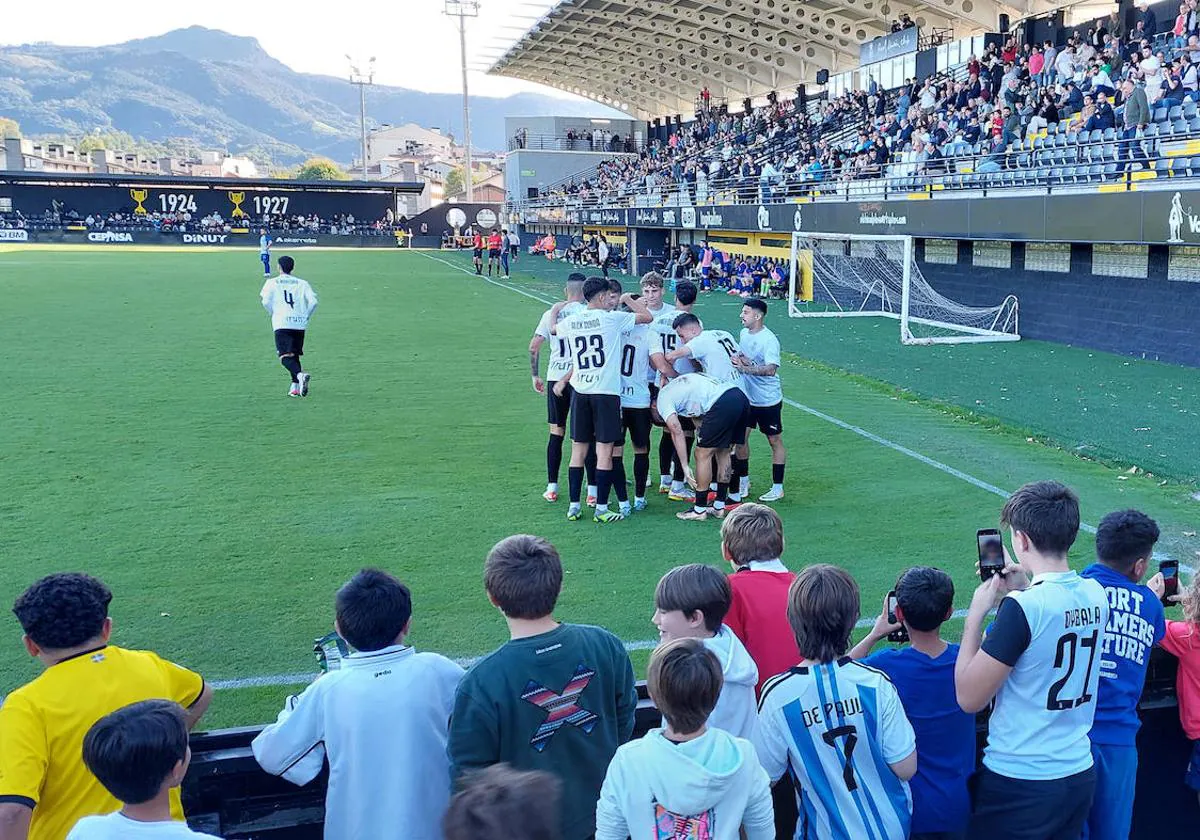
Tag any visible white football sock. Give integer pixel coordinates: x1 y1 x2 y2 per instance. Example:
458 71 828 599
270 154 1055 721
547 482 558 493
587 484 597 498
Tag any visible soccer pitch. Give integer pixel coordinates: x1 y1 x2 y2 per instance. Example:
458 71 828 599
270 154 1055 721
2 245 1198 729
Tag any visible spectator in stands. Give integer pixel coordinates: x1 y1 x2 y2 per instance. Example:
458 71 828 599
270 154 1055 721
1080 510 1165 840
1158 570 1200 808
1121 78 1151 170
651 564 757 738
448 535 637 840
68 700 217 840
1141 0 1158 37
754 565 917 839
253 569 464 840
0 573 211 840
850 568 975 840
719 504 801 695
444 765 561 840
955 480 1109 840
595 638 774 840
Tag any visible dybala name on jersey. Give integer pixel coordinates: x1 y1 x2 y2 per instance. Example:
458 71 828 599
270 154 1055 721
1064 606 1105 629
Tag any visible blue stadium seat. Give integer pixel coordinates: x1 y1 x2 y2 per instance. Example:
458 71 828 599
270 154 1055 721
1102 127 1116 141
1185 100 1198 119
1156 158 1172 177
1088 163 1104 181
1088 129 1102 144
1153 107 1169 122
1190 117 1200 133
1173 118 1189 134
1170 105 1185 121
1175 157 1193 177
1144 123 1159 137
1103 162 1119 181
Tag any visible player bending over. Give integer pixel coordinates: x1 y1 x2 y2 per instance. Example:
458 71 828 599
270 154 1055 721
259 228 272 278
668 312 748 504
530 274 586 501
732 299 786 502
260 255 318 398
551 277 653 522
656 373 751 522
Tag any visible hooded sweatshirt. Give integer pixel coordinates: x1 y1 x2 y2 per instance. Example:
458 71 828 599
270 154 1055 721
595 728 774 840
704 626 759 740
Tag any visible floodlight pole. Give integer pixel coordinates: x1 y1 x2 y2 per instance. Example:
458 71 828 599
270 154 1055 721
348 56 376 181
446 0 479 202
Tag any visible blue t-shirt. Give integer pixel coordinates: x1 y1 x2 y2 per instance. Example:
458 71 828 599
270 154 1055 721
864 644 975 834
1081 563 1166 746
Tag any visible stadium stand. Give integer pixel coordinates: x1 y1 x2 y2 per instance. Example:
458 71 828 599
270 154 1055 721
519 22 1200 211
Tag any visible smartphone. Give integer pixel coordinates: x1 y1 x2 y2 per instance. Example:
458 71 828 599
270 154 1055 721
1160 559 1180 604
978 528 1005 581
886 591 909 643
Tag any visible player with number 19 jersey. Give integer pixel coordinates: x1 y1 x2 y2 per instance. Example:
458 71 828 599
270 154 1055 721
754 659 917 840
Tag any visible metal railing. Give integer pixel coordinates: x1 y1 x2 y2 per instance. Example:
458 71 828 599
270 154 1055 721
507 133 644 153
511 128 1198 214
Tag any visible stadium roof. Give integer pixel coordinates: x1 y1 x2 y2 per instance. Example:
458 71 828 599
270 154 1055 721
489 0 1043 118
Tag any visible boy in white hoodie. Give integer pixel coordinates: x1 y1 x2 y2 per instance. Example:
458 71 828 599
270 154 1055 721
595 638 774 840
652 563 759 739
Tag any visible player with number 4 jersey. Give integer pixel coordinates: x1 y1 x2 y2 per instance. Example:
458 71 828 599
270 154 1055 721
260 255 318 398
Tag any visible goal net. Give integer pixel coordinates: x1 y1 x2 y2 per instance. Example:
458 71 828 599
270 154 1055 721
787 233 1020 345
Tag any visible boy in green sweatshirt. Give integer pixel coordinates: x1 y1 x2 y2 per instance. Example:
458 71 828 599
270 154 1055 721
448 534 638 840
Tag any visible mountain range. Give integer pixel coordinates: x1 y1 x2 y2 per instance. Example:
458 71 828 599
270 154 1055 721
0 26 626 165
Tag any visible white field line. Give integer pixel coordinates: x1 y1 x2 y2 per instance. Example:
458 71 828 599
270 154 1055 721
209 253 1186 691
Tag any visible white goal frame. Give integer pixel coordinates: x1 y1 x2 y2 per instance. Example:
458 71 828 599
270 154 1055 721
787 232 1020 345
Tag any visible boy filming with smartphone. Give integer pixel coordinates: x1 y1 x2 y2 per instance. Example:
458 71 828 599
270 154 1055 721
955 480 1109 840
850 568 976 840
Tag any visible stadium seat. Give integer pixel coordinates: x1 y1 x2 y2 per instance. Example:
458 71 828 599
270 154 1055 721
1088 129 1102 144
1103 161 1120 181
1088 163 1104 181
1144 124 1159 137
1102 127 1116 141
1156 158 1172 177
1190 117 1200 133
1175 158 1193 177
1169 105 1184 122
1173 118 1189 134
1185 100 1198 119
1153 107 1169 123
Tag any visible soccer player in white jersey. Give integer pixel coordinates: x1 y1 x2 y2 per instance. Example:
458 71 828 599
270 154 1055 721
614 294 655 515
258 228 272 278
655 373 750 522
260 255 318 397
955 480 1109 840
648 280 699 500
529 274 586 501
732 299 787 502
550 277 653 522
754 565 918 840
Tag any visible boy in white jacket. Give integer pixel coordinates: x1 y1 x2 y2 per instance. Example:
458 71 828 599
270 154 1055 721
596 638 774 840
652 563 758 739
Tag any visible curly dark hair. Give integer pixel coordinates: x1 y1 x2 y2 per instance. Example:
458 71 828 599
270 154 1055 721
13 573 112 650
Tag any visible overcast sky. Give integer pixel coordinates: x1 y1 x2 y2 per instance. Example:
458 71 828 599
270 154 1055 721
2 0 578 101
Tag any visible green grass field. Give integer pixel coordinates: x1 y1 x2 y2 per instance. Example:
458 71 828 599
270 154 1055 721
2 244 1198 729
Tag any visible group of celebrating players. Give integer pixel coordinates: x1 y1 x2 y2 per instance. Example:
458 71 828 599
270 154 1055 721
529 271 788 523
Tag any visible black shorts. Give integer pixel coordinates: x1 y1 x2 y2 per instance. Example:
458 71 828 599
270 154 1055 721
489 248 501 258
570 392 623 444
697 389 751 449
749 402 784 436
509 244 519 256
621 407 653 449
968 766 1095 840
274 329 306 357
547 380 573 426
649 383 693 431
473 247 483 258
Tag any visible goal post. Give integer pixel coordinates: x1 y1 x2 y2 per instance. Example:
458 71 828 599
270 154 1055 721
787 232 1020 345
